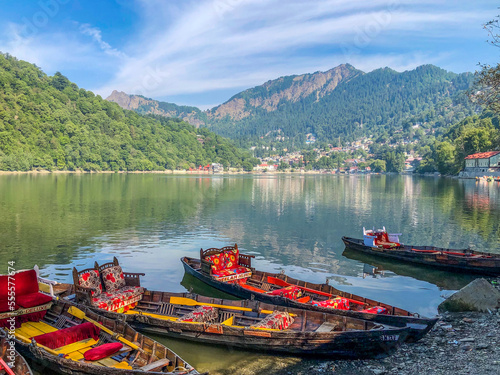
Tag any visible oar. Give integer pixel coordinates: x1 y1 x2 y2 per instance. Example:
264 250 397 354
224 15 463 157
67 306 145 354
14 332 61 357
169 296 276 315
0 358 15 375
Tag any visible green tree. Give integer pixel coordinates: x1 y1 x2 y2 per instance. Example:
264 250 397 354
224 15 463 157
469 15 500 113
371 159 386 172
435 141 456 174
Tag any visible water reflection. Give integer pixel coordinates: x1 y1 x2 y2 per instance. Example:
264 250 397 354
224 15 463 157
4 174 500 375
0 174 499 308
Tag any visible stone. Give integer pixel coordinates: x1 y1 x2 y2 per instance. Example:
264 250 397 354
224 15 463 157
438 278 500 313
459 337 475 343
476 343 489 350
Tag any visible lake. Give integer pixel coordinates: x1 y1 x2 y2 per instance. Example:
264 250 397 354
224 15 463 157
1 173 499 374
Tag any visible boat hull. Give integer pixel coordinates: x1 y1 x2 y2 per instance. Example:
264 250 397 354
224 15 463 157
134 322 407 358
11 300 199 375
181 257 437 342
76 290 409 359
342 236 500 276
0 339 33 375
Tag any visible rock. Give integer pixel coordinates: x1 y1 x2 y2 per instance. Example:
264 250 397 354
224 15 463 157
438 278 500 313
462 317 474 323
459 337 475 343
476 343 489 350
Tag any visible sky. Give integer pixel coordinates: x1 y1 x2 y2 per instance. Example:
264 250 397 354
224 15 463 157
0 0 498 109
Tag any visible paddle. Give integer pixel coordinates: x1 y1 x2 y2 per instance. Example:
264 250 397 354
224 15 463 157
0 358 15 375
14 331 60 357
67 306 145 354
169 296 277 315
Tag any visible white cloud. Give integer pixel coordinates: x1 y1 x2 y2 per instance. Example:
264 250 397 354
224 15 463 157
79 24 128 59
93 0 492 101
0 0 495 105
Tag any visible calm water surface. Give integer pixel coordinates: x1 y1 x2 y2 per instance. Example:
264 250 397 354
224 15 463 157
1 174 499 374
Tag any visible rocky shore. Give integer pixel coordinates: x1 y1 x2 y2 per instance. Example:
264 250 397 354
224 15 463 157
216 311 498 375
214 278 500 375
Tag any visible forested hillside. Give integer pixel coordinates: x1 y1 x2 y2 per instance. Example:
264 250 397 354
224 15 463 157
107 90 208 127
209 65 475 145
417 111 500 174
110 64 476 148
0 53 257 171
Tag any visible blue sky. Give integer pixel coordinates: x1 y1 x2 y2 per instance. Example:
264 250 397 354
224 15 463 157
0 0 498 109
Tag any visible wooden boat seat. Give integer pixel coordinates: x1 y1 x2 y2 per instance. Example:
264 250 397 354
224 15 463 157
140 358 170 372
315 322 338 333
219 311 235 323
200 244 254 282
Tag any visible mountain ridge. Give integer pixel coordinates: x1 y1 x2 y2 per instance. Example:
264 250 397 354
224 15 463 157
106 64 475 144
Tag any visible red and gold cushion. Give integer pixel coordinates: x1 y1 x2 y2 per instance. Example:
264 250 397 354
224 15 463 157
206 249 240 273
206 254 223 273
212 267 251 282
101 266 126 293
91 286 144 312
312 297 350 310
222 249 239 269
360 306 388 314
78 270 102 297
180 306 218 323
252 311 294 330
266 286 303 300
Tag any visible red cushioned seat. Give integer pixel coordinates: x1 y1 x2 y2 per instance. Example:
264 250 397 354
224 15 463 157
213 267 251 277
311 297 350 310
84 342 123 361
16 292 53 308
91 286 144 312
266 286 303 300
32 322 100 349
0 299 18 313
14 270 39 296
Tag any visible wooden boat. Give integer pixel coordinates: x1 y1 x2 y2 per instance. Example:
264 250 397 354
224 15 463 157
8 300 201 375
342 227 500 276
181 245 438 342
67 259 410 358
0 336 33 375
116 291 409 358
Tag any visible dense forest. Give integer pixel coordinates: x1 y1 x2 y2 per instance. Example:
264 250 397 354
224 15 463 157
416 111 500 174
0 53 258 171
208 65 476 147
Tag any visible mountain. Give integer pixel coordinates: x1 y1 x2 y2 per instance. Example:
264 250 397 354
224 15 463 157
0 53 257 171
108 64 475 145
210 64 361 120
107 90 208 127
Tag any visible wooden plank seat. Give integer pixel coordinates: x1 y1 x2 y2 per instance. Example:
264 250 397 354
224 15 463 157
140 358 170 372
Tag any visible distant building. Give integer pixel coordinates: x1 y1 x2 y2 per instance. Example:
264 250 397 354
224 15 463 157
464 151 500 172
212 163 224 173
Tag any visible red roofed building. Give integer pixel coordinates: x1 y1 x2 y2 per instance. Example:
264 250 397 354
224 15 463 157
464 151 500 171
